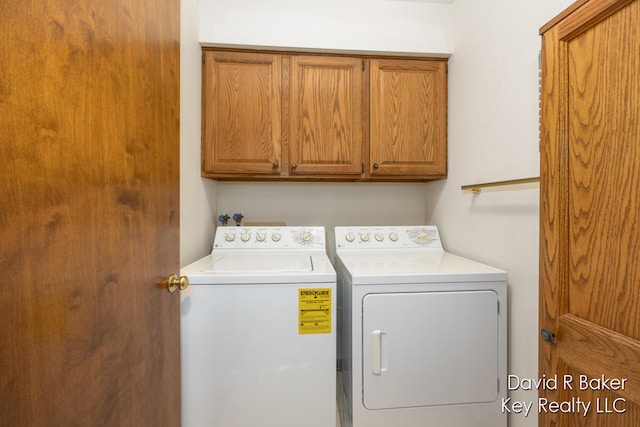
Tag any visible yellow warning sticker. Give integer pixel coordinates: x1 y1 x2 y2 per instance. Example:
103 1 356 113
298 288 332 334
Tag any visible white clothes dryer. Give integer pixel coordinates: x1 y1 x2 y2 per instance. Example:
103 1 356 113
334 226 507 427
180 226 336 427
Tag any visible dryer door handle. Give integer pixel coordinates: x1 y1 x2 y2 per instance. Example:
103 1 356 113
372 330 384 375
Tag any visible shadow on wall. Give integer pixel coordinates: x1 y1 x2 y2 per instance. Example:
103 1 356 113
424 179 447 221
214 181 432 227
214 181 434 259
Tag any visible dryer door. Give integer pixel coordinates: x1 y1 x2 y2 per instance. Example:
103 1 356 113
362 290 499 410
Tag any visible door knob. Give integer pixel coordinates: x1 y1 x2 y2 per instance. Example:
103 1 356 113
540 328 556 344
166 274 189 293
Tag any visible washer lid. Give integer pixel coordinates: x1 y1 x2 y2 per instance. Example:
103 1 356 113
207 254 312 273
180 253 336 284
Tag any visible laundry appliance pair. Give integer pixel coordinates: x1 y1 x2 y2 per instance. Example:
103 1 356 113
180 225 507 427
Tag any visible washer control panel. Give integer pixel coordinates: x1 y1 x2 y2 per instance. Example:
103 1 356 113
335 226 442 249
213 226 326 250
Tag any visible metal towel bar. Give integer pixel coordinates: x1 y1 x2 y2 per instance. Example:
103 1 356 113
461 177 540 193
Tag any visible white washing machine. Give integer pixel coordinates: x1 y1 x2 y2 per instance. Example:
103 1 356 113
180 226 336 427
334 226 507 427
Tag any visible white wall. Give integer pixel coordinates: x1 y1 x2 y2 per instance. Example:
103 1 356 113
215 182 431 258
182 0 457 266
425 1 573 426
180 0 218 266
199 0 454 55
181 0 574 425
189 0 457 265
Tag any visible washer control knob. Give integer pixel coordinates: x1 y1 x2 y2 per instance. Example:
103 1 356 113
416 231 428 242
345 232 356 242
375 233 384 242
224 233 235 242
241 232 251 242
256 232 266 242
360 233 370 242
389 232 399 242
302 232 314 243
271 233 281 242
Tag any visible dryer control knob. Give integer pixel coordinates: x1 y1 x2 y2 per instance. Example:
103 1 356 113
360 233 370 242
256 232 266 242
241 232 251 242
225 233 235 242
389 232 399 241
272 233 282 242
345 232 356 242
416 231 428 242
375 233 384 242
302 232 314 243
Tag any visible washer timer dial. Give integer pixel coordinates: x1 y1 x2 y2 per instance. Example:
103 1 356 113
301 232 314 243
408 228 439 246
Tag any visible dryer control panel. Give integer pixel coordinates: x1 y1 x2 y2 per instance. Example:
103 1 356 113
335 226 443 250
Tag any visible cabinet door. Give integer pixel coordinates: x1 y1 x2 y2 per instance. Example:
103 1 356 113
202 51 282 176
289 56 364 177
370 59 447 179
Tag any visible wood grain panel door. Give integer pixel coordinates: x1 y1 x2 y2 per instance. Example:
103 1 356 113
289 55 364 177
539 0 640 425
369 58 447 180
202 50 282 177
0 0 181 425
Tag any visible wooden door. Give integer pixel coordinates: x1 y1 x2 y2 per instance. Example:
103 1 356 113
0 0 181 426
201 50 282 178
288 55 364 177
369 58 447 180
539 0 640 425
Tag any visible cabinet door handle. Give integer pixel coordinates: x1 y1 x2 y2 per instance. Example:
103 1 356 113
373 163 379 169
272 159 279 169
291 162 297 170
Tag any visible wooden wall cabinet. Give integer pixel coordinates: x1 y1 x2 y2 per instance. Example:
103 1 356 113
288 55 364 178
201 51 283 177
201 48 448 181
369 59 447 180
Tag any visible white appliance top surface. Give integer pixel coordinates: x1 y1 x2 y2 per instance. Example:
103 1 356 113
181 226 336 284
211 253 313 272
335 226 506 284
